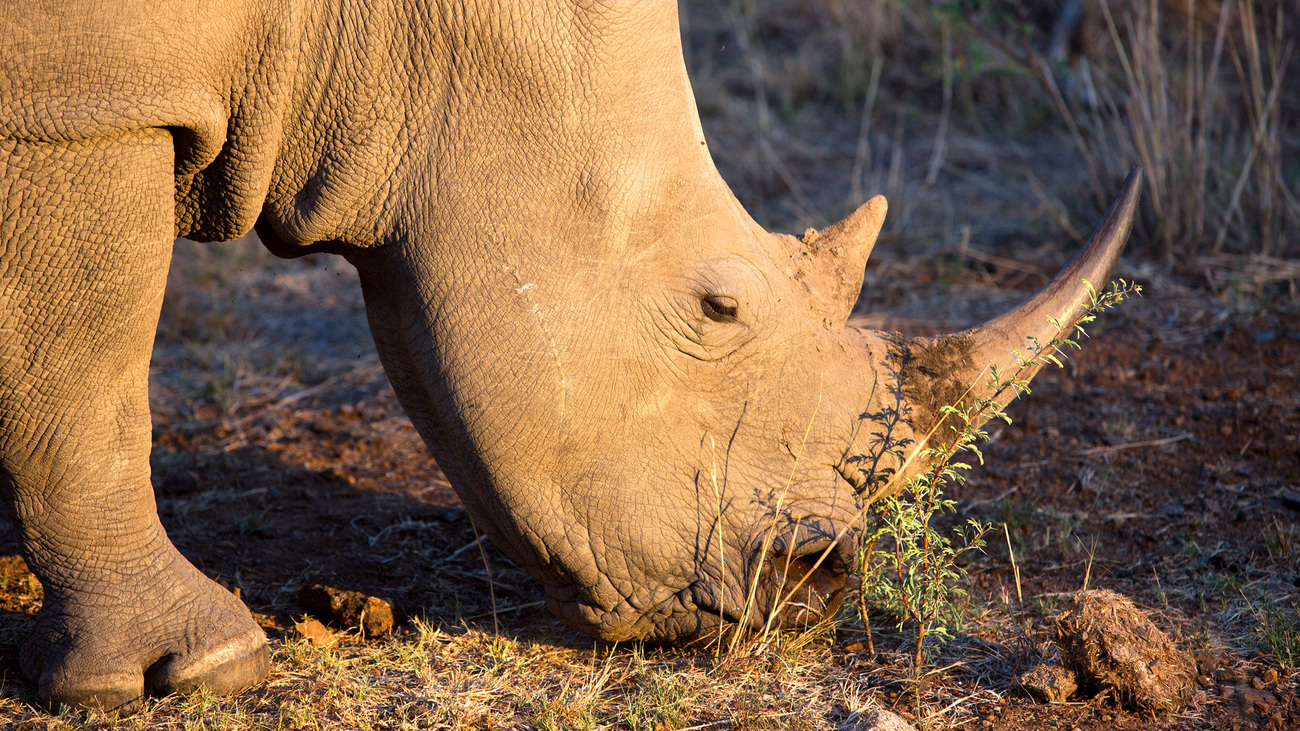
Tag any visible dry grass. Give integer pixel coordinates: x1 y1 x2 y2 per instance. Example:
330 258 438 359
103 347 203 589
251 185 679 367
0 575 1010 731
1071 0 1299 259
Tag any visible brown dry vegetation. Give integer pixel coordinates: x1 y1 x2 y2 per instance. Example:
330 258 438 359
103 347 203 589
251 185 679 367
1 1 1298 729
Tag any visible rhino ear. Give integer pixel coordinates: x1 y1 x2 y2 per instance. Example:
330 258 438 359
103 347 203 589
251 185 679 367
781 196 887 326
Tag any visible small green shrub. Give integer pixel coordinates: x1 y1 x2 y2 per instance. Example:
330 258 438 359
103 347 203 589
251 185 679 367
856 278 1140 718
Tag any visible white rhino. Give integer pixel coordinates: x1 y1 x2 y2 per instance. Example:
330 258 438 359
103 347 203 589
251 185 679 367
0 0 1139 713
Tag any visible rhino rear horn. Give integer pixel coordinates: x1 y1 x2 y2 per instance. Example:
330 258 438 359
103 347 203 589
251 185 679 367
794 195 888 325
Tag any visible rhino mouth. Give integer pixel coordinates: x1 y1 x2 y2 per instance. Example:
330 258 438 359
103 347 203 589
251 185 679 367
760 535 854 630
683 524 856 642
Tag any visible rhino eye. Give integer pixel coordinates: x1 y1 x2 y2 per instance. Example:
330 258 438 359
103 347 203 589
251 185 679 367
701 295 739 323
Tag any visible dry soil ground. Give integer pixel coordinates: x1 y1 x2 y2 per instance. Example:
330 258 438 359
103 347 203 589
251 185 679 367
0 234 1295 730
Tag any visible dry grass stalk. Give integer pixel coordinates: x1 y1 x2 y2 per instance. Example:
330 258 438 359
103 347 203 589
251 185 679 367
1088 0 1297 258
913 0 1299 261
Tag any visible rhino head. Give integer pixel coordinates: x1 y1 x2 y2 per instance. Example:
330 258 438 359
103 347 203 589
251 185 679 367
259 2 1139 644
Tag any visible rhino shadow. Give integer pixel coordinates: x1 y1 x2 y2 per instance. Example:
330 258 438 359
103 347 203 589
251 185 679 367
0 438 574 704
151 444 566 636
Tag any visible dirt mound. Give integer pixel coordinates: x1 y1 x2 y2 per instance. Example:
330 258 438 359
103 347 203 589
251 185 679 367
1054 589 1196 711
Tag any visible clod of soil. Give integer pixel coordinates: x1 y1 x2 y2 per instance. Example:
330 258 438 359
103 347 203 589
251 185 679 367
1054 589 1196 712
1216 667 1244 685
1016 661 1078 703
1229 685 1279 715
1192 649 1227 675
298 583 394 638
292 617 339 648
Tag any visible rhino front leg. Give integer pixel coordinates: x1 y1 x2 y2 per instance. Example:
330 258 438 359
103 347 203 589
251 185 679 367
1 133 268 713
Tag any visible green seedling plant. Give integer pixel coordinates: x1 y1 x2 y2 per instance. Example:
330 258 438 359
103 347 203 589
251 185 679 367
857 279 1141 717
1254 600 1300 670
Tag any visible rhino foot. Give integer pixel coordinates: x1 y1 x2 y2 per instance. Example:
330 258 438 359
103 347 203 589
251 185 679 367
20 550 269 716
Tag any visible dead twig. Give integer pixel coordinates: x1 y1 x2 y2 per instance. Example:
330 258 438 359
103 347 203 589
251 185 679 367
1079 433 1191 456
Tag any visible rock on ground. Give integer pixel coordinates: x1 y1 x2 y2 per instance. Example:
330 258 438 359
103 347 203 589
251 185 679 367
852 708 914 731
1054 589 1196 711
1017 661 1078 703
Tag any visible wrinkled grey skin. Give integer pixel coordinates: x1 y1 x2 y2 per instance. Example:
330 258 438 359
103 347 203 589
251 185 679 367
0 0 1139 714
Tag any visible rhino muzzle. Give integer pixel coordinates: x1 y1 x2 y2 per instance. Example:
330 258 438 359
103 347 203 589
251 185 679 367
663 529 853 645
760 534 854 632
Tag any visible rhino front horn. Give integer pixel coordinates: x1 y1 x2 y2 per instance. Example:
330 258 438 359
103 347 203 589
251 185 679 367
922 166 1144 437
